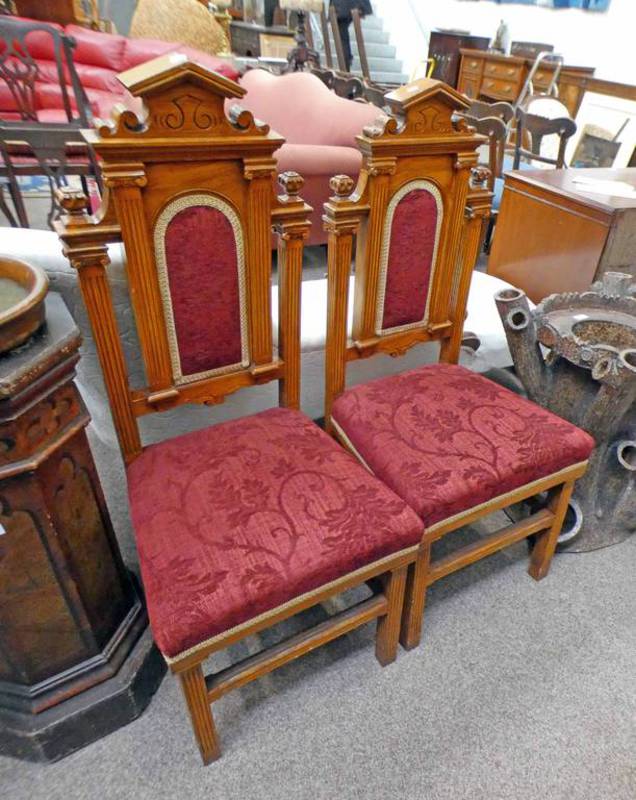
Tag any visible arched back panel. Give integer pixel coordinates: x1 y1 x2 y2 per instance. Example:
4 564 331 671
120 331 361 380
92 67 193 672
155 194 249 384
376 181 443 335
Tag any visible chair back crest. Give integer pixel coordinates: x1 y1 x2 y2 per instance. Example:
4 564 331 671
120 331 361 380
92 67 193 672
56 55 311 463
323 78 491 421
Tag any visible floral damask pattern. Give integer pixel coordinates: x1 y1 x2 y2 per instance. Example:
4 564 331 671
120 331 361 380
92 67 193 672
332 364 595 527
127 408 423 658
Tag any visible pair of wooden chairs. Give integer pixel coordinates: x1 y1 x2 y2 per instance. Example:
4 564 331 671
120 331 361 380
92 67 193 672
56 57 594 764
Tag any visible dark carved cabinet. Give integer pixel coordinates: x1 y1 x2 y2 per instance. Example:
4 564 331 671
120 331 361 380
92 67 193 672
428 30 490 88
0 294 165 762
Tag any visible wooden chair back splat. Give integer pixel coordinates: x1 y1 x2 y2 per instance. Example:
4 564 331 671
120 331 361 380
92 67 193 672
56 56 424 765
323 77 593 653
56 55 312 464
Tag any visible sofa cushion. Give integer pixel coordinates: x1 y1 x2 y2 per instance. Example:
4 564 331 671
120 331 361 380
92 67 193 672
8 17 64 61
128 407 423 658
331 364 595 527
120 37 180 70
65 24 126 71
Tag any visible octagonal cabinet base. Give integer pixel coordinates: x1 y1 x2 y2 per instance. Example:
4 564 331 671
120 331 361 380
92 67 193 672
0 626 166 763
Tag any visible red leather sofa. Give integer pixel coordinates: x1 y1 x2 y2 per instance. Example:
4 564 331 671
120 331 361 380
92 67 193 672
0 17 239 122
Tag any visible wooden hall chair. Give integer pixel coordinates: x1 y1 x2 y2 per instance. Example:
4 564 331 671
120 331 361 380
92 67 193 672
56 56 424 764
323 79 595 652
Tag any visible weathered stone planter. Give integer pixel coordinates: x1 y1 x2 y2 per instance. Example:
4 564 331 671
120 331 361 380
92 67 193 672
496 272 636 552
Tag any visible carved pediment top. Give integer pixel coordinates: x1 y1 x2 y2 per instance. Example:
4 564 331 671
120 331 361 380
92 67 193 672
90 55 276 144
361 79 473 141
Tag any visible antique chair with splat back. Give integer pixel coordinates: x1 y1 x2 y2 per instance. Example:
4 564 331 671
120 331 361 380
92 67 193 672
56 55 424 764
322 78 595 651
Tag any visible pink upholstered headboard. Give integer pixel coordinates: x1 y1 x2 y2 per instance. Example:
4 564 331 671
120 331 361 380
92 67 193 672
236 70 381 147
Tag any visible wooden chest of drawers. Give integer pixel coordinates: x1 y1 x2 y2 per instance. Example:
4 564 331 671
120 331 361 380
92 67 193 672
427 31 490 88
457 49 595 117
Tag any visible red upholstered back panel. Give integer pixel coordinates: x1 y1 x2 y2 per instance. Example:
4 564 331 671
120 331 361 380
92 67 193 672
162 203 244 379
381 186 441 332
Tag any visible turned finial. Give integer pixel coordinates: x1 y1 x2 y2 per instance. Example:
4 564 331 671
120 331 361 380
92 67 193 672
470 165 491 189
56 187 90 220
329 175 355 198
278 171 304 199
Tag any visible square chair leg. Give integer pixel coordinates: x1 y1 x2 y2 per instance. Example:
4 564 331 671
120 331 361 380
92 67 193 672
180 665 221 765
529 480 575 581
375 565 408 666
399 543 431 651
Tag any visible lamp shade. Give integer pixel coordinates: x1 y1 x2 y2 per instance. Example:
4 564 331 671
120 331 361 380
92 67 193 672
279 0 324 11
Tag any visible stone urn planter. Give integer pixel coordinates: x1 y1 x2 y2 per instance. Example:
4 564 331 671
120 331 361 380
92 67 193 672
496 272 636 552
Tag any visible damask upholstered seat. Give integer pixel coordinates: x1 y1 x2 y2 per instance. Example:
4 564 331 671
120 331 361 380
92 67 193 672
128 407 423 660
331 364 595 529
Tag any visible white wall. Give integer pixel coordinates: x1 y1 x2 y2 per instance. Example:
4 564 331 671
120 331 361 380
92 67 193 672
374 0 635 84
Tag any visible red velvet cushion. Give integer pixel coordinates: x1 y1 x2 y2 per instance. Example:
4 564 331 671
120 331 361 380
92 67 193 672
163 204 244 377
65 25 126 71
128 408 423 658
382 188 439 331
332 364 595 527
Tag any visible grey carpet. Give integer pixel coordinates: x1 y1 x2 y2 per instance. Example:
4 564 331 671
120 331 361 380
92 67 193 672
2 521 635 800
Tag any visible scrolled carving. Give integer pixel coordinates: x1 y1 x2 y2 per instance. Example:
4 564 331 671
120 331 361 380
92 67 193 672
153 94 217 131
363 115 401 139
228 104 270 135
97 103 147 138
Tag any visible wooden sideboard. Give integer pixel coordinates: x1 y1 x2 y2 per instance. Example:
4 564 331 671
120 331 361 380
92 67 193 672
230 21 294 58
458 48 595 117
488 168 636 303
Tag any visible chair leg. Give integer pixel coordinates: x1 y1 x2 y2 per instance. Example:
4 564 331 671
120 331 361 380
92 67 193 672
399 543 431 651
179 664 221 765
528 480 575 582
375 565 408 666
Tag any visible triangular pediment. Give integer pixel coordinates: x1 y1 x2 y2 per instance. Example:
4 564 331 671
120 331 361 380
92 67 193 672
385 78 469 113
117 53 246 102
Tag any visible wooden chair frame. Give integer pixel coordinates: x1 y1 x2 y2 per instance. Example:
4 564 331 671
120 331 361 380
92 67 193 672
55 56 419 764
513 106 577 169
323 78 588 651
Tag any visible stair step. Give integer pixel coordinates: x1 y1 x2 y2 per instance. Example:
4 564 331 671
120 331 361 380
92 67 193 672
317 42 397 60
352 56 403 73
352 70 408 85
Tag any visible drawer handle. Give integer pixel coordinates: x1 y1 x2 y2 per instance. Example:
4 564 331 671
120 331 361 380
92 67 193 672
470 61 478 68
507 68 515 76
